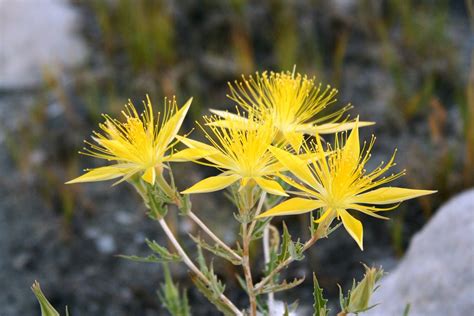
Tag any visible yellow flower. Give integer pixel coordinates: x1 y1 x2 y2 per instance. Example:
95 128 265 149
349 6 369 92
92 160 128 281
210 71 374 150
66 96 192 185
176 116 289 196
257 122 436 250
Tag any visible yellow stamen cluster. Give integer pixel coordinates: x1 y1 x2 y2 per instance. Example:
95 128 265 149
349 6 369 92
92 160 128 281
67 96 192 185
177 116 288 196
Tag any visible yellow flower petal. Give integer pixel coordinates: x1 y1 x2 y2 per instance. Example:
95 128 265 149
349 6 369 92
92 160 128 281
142 167 156 184
342 120 360 162
339 209 364 250
269 146 317 188
208 110 254 129
158 97 193 150
299 121 375 135
168 148 213 162
181 174 241 194
66 165 132 184
314 208 336 223
176 136 234 168
254 177 288 196
257 197 325 218
353 187 437 205
347 204 390 219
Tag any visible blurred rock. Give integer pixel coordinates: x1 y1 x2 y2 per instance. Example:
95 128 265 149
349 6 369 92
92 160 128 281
0 0 87 88
366 189 474 316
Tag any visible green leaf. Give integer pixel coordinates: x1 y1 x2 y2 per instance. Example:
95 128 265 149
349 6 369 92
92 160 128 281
250 217 272 241
259 277 305 294
146 239 181 261
189 234 241 265
157 263 191 316
194 245 226 299
191 275 235 316
278 223 304 263
146 183 170 219
312 274 329 316
31 281 60 316
118 239 180 263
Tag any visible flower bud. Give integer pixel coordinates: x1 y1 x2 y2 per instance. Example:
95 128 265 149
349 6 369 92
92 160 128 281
343 265 384 314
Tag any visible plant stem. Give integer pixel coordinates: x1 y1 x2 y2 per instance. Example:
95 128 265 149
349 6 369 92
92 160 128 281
188 210 242 262
254 224 326 293
158 218 243 316
247 192 267 237
242 223 257 316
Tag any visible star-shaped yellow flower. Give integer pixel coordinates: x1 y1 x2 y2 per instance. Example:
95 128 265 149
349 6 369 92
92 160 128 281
175 116 289 196
210 71 374 150
257 122 436 249
67 96 192 185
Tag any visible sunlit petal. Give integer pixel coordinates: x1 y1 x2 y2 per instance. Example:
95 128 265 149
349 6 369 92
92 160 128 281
254 177 288 196
338 209 364 250
353 187 437 205
181 174 241 194
269 146 316 188
301 121 375 135
142 167 156 184
257 198 325 217
66 165 132 184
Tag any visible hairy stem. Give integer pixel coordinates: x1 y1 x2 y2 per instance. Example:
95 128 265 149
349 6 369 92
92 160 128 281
158 218 243 316
242 223 257 316
188 210 242 262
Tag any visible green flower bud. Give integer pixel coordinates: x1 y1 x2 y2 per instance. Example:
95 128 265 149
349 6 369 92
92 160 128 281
342 265 384 314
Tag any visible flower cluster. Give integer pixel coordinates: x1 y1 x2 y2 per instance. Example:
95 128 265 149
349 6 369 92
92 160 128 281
69 70 435 250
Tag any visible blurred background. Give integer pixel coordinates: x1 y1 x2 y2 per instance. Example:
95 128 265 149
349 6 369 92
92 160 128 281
0 0 472 315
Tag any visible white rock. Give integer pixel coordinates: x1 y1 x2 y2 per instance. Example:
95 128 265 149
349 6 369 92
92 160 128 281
366 189 474 316
0 0 87 88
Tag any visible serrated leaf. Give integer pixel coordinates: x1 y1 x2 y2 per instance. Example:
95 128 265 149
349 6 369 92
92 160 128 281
117 254 176 263
278 223 305 263
146 183 169 219
118 239 180 264
312 274 329 316
259 277 305 294
189 234 241 265
191 275 235 316
157 263 191 316
277 222 291 263
146 239 181 261
251 217 272 240
194 245 226 298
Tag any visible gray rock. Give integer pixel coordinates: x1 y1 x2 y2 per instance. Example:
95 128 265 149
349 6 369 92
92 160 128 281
366 189 474 316
0 0 87 88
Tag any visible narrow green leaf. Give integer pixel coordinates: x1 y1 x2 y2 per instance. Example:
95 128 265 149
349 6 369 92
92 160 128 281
157 263 191 316
146 239 181 261
260 277 305 294
191 275 235 316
